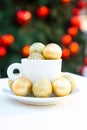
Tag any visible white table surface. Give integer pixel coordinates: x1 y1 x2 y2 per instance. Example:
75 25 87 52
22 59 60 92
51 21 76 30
0 73 87 130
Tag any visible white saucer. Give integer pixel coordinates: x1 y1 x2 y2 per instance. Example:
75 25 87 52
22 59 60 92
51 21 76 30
2 85 79 105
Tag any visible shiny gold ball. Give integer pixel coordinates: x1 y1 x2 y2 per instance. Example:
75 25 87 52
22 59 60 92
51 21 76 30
52 77 71 97
43 43 62 59
28 53 45 60
32 78 52 97
11 77 32 96
29 42 45 54
61 73 76 92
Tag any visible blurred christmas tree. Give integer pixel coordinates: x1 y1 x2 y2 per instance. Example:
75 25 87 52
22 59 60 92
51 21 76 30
0 0 86 77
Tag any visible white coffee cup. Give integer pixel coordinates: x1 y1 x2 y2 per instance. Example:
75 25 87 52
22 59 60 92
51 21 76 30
7 58 62 83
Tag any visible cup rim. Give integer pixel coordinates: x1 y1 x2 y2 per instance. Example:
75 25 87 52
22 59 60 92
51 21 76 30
21 58 62 62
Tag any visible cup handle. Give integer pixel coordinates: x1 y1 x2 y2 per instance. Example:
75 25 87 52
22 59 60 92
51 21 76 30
7 63 23 80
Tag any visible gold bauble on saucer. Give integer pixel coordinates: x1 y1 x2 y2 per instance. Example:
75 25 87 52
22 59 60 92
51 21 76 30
11 77 32 96
32 78 52 97
52 77 71 97
60 73 76 92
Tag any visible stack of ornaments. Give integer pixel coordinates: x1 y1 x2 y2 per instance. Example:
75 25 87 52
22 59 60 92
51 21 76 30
8 42 76 98
28 42 62 60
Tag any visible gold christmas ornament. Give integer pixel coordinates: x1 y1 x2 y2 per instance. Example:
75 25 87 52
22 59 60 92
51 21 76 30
28 52 44 60
43 43 62 59
52 77 71 97
32 78 52 97
29 42 45 54
11 77 32 96
61 73 76 92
